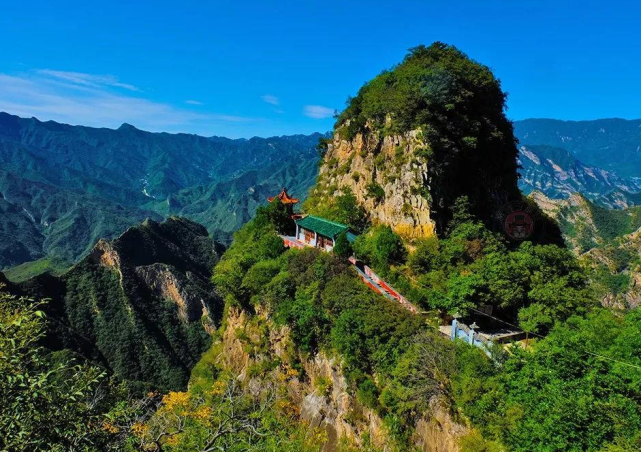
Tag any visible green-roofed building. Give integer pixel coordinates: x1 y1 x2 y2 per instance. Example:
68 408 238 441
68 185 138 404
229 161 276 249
294 215 356 251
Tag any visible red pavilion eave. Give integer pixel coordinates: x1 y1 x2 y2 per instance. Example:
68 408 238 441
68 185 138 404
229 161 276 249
268 187 299 205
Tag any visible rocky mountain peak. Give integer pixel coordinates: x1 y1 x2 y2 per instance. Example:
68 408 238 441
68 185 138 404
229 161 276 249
305 43 521 237
118 122 138 131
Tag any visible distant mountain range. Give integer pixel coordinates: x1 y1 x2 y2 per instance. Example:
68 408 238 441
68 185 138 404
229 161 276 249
517 144 641 208
514 118 641 208
2 112 641 274
514 118 641 178
0 112 321 270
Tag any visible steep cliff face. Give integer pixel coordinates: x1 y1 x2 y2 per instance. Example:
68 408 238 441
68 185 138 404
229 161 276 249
210 307 468 452
313 129 435 239
13 217 225 390
306 43 522 237
586 231 641 310
531 192 603 253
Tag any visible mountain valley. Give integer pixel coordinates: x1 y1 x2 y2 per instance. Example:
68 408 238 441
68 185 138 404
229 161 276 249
0 112 321 271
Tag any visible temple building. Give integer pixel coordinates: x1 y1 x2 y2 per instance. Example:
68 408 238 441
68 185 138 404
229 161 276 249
293 215 357 252
267 188 356 252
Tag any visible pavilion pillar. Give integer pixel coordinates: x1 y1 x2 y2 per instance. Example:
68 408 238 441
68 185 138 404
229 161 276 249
451 318 457 341
314 232 318 247
295 223 299 240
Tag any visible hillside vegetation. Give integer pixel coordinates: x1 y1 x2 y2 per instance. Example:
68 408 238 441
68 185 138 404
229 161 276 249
165 196 639 452
6 217 225 391
534 192 641 308
4 203 641 451
135 44 641 451
4 43 641 452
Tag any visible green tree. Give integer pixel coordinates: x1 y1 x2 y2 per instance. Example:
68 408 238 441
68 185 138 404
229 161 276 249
518 302 551 348
261 197 295 235
447 195 474 233
408 236 441 273
366 182 385 203
316 136 330 159
333 232 353 257
354 226 406 271
335 189 368 232
0 289 112 451
462 310 641 452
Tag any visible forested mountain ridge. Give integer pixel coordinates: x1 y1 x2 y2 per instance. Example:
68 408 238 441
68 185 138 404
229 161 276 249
147 156 319 244
0 169 161 270
0 112 320 200
532 191 641 309
5 42 641 452
5 216 225 391
4 110 641 274
0 112 321 270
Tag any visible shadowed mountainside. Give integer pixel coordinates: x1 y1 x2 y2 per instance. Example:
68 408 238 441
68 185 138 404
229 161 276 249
5 217 225 391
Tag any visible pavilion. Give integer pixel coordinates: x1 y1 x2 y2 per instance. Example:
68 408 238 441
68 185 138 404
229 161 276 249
267 187 299 216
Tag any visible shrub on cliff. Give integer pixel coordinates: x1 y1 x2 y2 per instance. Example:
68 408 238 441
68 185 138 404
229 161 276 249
353 225 407 272
303 188 368 233
332 232 353 257
0 289 133 451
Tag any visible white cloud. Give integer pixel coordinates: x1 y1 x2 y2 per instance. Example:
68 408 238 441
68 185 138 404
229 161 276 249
0 71 257 135
185 99 204 105
303 105 334 119
38 69 140 91
261 94 279 105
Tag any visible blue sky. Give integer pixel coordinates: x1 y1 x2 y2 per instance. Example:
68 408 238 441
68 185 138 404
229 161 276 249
0 0 639 138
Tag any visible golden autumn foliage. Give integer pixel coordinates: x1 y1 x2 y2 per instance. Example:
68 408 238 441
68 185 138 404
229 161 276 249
133 377 324 452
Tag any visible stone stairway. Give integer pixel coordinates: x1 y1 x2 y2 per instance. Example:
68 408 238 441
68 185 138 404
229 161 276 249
352 264 397 302
349 257 419 314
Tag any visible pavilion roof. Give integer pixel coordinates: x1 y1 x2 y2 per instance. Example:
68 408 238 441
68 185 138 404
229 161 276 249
268 187 299 204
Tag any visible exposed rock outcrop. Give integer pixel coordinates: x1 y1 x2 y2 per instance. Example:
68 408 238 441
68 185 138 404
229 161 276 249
214 307 467 452
518 144 641 209
89 239 122 271
14 217 225 390
309 118 522 239
316 129 435 239
414 402 469 452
